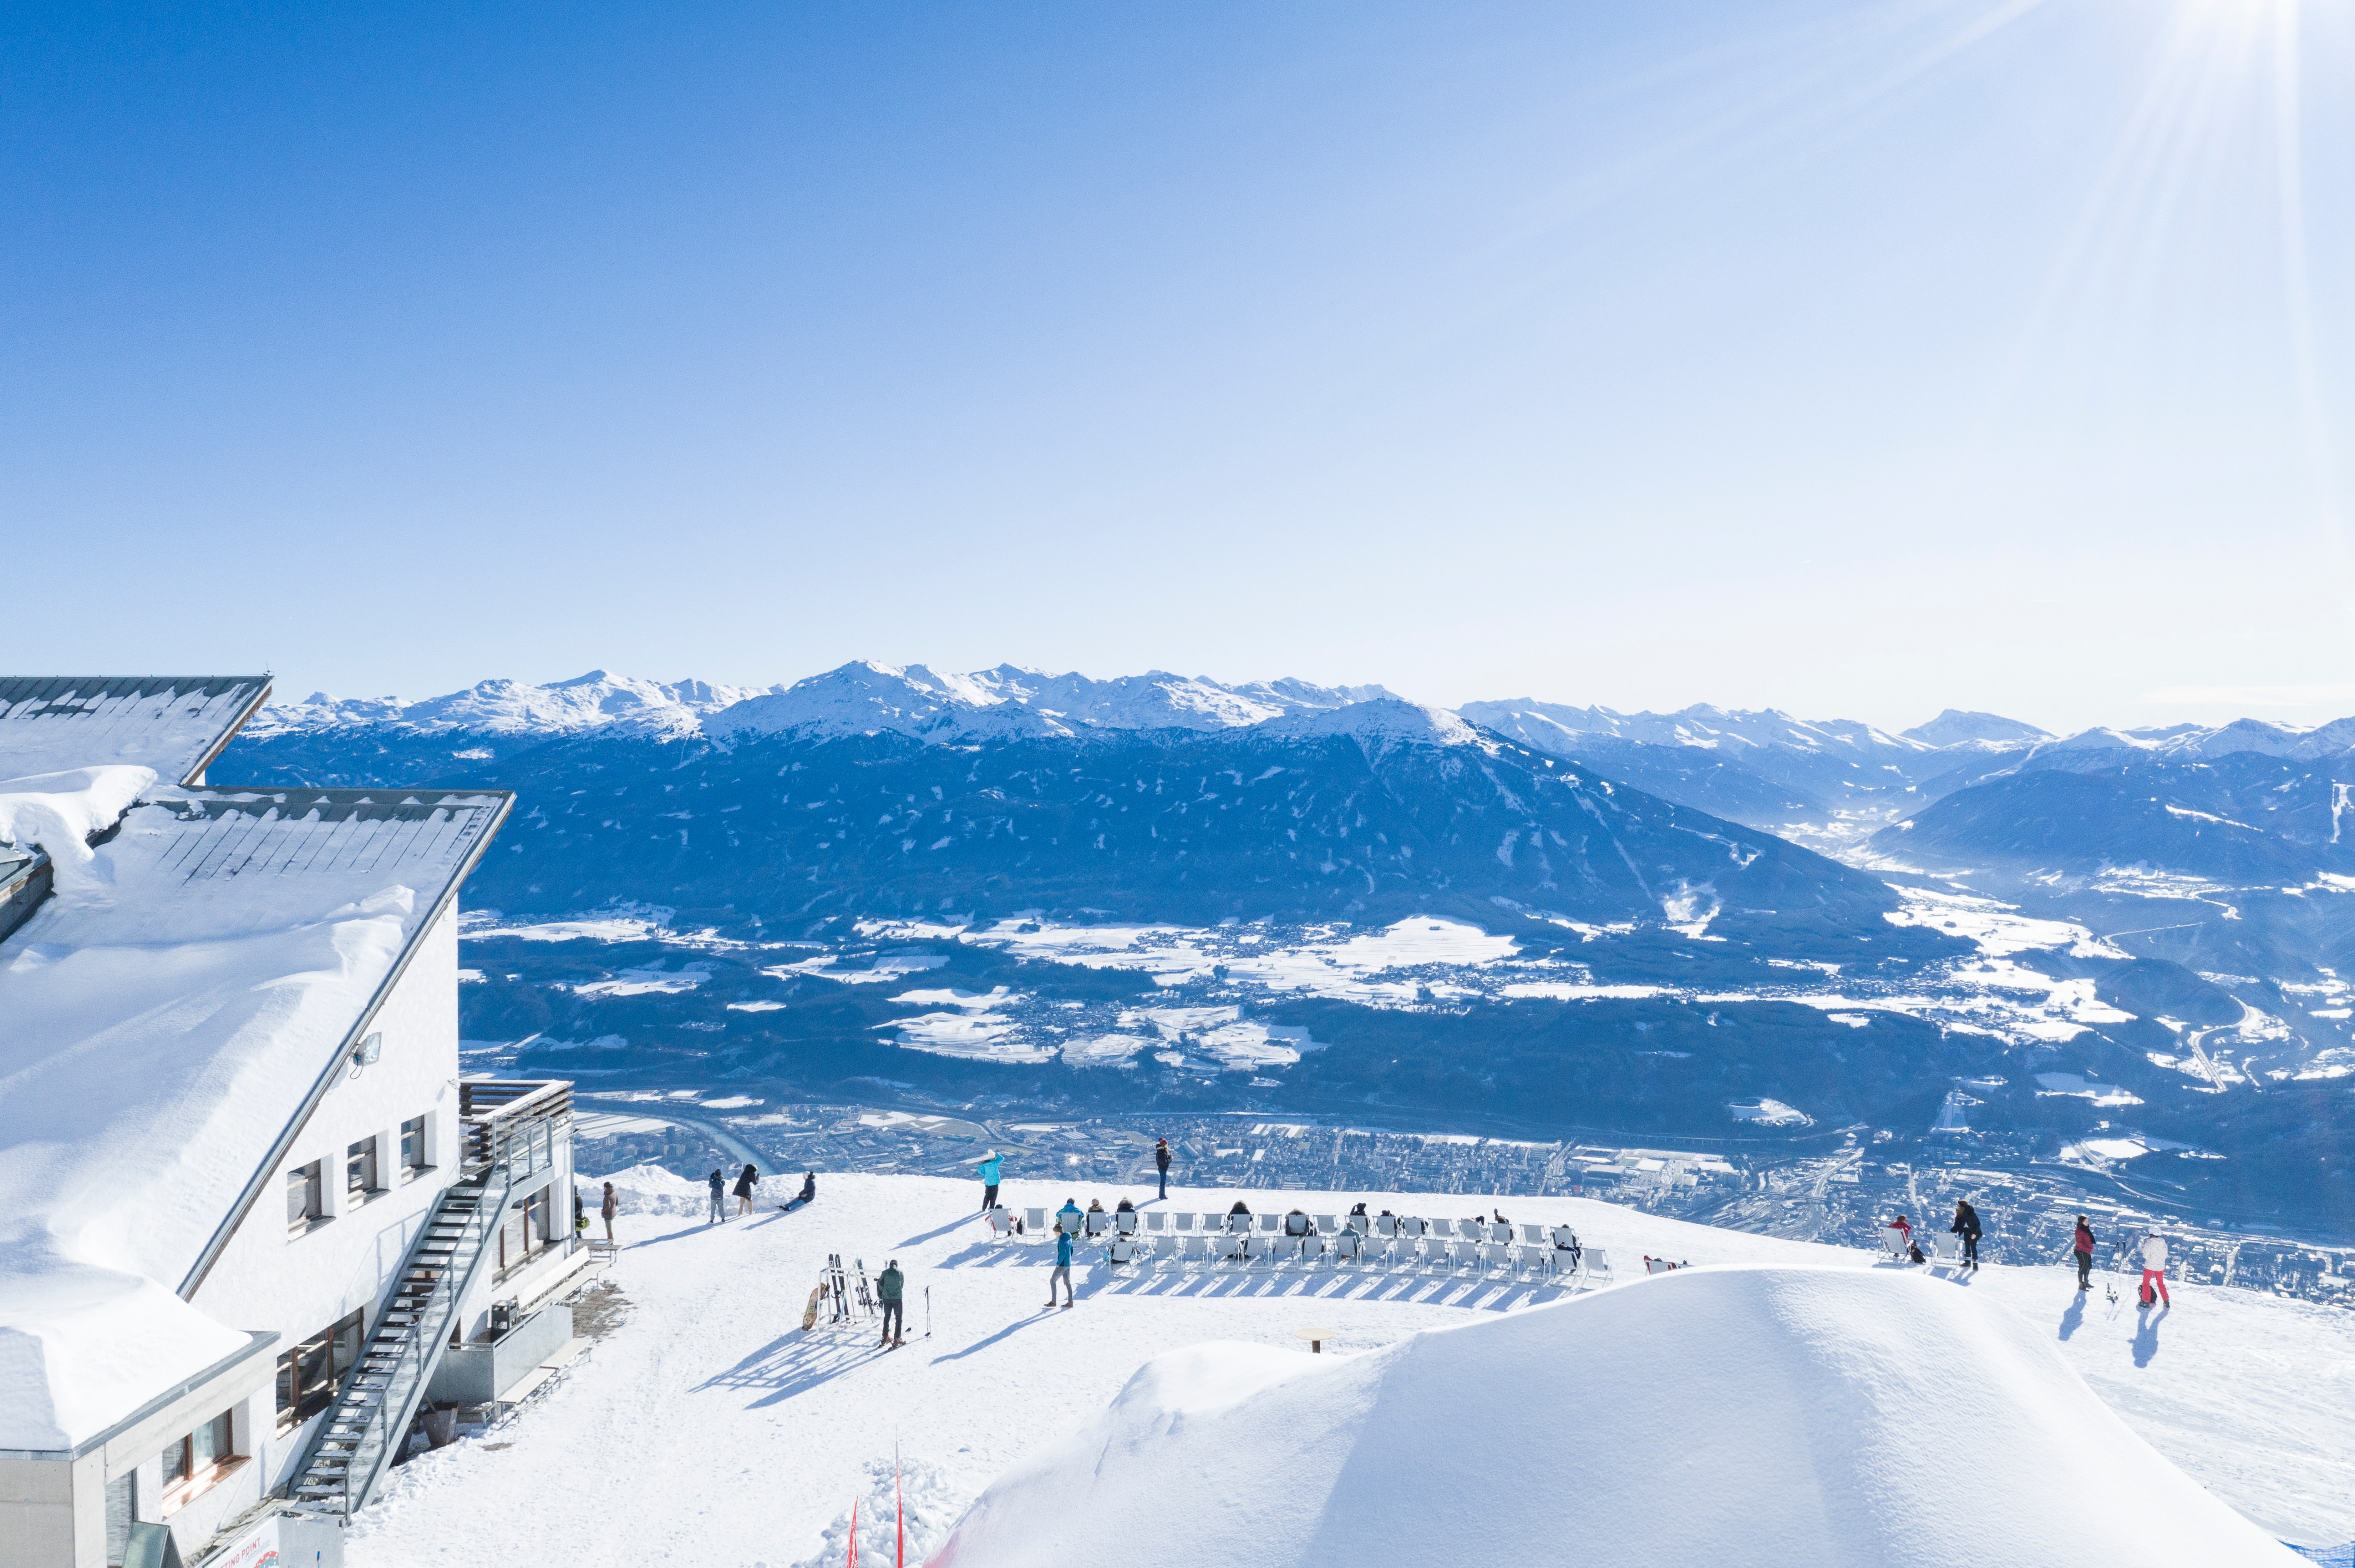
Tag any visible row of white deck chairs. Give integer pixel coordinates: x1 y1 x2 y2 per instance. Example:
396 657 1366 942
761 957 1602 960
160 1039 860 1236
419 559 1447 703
983 1204 1614 1286
1878 1226 1969 1266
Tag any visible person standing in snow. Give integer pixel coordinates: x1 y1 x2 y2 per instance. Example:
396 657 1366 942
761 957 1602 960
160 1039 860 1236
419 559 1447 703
733 1162 760 1218
1952 1199 1983 1270
877 1259 906 1345
706 1168 726 1225
1154 1137 1172 1200
2072 1215 2097 1290
977 1148 1003 1212
601 1180 618 1242
2137 1232 2171 1308
1046 1225 1076 1309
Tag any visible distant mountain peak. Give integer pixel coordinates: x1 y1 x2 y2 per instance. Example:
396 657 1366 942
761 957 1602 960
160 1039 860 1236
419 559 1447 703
1901 709 2052 747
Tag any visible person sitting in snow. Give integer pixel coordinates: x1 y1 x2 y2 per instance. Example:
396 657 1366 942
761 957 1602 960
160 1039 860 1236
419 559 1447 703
1058 1197 1084 1236
1115 1196 1135 1213
1890 1212 1924 1264
1087 1197 1106 1213
1283 1208 1314 1237
796 1172 816 1208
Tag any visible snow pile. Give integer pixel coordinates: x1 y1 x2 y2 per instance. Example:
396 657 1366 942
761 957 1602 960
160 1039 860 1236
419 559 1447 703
934 1265 2298 1568
577 1164 720 1219
0 766 155 892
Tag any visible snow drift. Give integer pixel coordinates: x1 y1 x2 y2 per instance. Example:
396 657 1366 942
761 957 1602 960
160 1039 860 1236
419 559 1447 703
930 1265 2297 1568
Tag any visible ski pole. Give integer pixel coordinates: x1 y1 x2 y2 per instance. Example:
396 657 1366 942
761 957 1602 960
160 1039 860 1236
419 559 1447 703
925 1285 932 1339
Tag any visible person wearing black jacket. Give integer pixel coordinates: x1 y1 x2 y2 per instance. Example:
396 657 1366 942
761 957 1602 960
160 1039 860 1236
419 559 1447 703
1952 1199 1983 1270
733 1162 760 1218
1154 1137 1172 1200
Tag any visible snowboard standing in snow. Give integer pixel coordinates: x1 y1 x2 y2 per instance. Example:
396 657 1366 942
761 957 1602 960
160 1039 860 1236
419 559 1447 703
803 1282 827 1333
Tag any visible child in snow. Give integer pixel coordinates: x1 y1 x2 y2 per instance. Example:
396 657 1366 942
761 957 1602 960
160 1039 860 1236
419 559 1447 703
733 1163 760 1217
2072 1216 2096 1289
2138 1233 2171 1308
707 1169 726 1224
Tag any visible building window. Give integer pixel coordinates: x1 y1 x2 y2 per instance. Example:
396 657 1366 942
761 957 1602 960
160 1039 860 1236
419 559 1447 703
400 1114 430 1178
159 1408 239 1516
275 1310 363 1431
285 1160 324 1233
499 1185 551 1274
347 1135 379 1200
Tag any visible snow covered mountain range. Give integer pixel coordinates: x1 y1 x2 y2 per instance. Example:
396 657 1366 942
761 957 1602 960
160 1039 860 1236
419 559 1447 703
250 660 2355 782
204 661 2355 1237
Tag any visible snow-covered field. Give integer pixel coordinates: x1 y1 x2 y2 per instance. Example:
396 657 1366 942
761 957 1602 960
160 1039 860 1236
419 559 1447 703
345 1173 2355 1566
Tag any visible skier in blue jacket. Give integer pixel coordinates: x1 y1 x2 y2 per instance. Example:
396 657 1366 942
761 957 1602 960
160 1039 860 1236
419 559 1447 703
1047 1225 1076 1309
977 1150 1003 1212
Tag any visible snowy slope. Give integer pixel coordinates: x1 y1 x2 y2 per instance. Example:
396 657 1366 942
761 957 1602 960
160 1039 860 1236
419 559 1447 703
341 1173 2355 1568
939 1266 2296 1568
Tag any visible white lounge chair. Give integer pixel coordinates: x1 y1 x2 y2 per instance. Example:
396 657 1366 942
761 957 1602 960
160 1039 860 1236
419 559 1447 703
1173 1211 1194 1232
1583 1248 1613 1283
1144 1211 1167 1233
1878 1226 1914 1262
1116 1210 1139 1236
984 1208 1016 1242
1025 1207 1049 1236
1520 1223 1546 1245
1429 1218 1454 1239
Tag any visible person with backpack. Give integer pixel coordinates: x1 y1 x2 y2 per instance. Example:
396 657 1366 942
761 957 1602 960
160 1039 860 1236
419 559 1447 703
706 1168 726 1224
1154 1137 1172 1200
2138 1233 2171 1308
877 1260 906 1345
733 1162 760 1217
1047 1225 1076 1309
977 1149 1003 1212
1951 1199 1983 1270
2072 1215 2097 1290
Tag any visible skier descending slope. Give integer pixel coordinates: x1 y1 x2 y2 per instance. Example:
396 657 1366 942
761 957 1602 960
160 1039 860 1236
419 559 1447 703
2139 1234 2171 1309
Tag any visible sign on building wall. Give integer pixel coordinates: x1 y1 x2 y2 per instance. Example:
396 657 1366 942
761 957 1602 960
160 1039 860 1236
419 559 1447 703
210 1515 280 1568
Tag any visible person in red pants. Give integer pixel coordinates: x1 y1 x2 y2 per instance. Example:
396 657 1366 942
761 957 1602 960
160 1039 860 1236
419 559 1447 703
2138 1232 2171 1308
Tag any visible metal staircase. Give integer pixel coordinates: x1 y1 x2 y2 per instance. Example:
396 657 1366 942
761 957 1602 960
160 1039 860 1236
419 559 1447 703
282 1081 571 1517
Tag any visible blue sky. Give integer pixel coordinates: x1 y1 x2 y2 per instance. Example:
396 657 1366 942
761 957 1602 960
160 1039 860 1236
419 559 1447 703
5 1 2350 733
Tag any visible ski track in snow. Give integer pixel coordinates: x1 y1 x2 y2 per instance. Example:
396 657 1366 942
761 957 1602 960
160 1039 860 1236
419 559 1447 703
341 1175 2355 1565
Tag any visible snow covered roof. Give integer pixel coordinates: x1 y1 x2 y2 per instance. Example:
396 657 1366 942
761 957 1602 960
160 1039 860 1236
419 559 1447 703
0 675 272 787
0 775 511 1451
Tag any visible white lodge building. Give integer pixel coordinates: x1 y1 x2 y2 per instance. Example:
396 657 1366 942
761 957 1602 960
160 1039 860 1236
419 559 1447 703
0 679 584 1568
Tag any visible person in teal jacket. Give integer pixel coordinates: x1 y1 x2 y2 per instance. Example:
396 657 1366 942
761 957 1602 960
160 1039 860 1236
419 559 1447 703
1047 1225 1076 1308
977 1149 1003 1212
